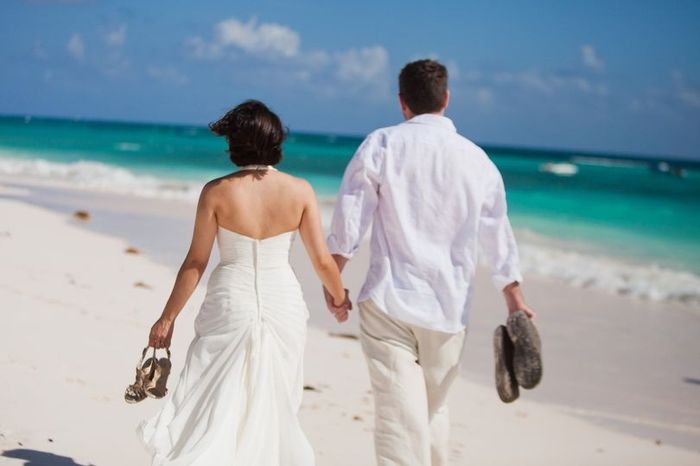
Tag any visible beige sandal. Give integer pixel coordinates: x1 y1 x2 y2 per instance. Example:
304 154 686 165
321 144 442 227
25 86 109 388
124 346 172 403
124 346 158 403
144 347 172 399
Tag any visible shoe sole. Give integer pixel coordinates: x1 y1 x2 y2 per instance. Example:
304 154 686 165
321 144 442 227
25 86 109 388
145 358 172 399
493 325 519 403
506 311 542 389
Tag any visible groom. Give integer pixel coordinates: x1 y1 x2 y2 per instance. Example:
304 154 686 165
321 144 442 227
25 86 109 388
324 59 536 465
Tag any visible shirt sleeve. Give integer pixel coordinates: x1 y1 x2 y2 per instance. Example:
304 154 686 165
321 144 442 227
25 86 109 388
478 166 524 291
326 131 384 259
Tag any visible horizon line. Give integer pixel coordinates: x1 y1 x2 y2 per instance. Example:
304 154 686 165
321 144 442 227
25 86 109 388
0 112 698 166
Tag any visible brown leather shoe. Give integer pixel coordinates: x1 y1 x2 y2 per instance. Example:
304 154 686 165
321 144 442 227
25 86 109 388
493 325 519 403
506 310 543 389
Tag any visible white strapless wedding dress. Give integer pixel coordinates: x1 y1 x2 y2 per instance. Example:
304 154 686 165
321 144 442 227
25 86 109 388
136 226 314 466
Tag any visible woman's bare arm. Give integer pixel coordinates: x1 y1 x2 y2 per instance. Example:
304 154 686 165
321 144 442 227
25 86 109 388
297 181 347 310
149 184 217 347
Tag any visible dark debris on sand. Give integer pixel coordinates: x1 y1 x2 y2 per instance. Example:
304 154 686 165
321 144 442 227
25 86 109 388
73 210 91 221
328 332 359 341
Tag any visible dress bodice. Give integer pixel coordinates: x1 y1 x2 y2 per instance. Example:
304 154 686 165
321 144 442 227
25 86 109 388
216 226 296 268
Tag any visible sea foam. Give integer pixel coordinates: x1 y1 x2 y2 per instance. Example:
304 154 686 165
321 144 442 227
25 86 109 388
0 155 202 201
517 236 700 307
2 154 698 308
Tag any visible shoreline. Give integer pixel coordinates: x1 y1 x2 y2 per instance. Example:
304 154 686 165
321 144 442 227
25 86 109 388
1 184 700 464
1 172 699 309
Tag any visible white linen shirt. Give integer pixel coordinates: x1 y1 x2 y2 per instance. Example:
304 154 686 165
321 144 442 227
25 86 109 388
326 113 523 333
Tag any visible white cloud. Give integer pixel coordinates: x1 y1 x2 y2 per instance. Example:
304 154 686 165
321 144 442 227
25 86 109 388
671 70 700 108
189 17 300 59
581 45 604 71
678 89 700 108
185 36 214 59
475 87 493 105
219 18 299 57
336 46 389 84
105 24 126 47
187 16 391 98
67 33 85 62
446 60 460 81
494 70 551 93
300 49 330 68
147 65 189 85
491 69 606 96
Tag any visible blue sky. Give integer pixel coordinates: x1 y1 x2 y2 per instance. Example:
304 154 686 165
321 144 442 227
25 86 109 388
1 0 699 158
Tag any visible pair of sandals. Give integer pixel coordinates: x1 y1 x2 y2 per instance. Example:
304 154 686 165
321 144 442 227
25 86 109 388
493 310 543 403
124 346 172 404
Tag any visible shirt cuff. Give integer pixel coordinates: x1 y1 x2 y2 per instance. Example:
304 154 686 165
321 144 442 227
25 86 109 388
326 234 355 259
492 269 524 292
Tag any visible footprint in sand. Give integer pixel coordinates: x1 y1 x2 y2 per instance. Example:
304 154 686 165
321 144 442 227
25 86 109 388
65 376 87 385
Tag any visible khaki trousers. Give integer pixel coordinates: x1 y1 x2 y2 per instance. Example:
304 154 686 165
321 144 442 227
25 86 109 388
358 298 468 466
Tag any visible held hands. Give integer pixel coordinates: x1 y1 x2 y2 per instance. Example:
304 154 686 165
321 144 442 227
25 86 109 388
149 316 174 348
323 286 352 323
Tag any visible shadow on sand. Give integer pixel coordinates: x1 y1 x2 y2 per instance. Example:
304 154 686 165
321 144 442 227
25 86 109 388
1 448 96 466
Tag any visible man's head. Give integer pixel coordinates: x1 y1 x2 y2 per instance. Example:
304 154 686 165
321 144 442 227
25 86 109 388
398 59 449 119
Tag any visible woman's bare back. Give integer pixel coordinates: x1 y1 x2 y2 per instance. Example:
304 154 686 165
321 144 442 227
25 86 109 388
207 169 308 239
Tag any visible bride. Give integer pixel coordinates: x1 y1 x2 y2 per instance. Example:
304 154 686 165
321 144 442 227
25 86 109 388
136 100 351 465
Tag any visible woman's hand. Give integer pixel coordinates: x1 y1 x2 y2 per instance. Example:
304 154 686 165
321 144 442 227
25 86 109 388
149 316 174 348
326 287 352 323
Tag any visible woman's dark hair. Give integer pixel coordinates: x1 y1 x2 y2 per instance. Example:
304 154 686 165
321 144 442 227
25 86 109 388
209 100 286 166
398 59 448 115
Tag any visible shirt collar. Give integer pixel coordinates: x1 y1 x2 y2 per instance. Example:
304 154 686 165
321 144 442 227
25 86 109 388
405 113 456 132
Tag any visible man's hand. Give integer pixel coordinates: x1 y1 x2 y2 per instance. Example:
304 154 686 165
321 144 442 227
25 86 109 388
503 281 537 320
323 286 352 323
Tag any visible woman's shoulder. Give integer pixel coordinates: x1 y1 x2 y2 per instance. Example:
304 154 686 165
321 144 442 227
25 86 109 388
200 175 230 195
261 169 309 191
201 170 314 198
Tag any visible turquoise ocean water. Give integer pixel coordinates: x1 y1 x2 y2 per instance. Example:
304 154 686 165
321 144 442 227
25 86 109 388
1 115 699 304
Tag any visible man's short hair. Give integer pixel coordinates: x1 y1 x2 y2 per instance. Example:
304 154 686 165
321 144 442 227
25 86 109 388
398 59 448 115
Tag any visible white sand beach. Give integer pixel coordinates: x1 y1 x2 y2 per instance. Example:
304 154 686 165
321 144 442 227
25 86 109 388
1 177 700 465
